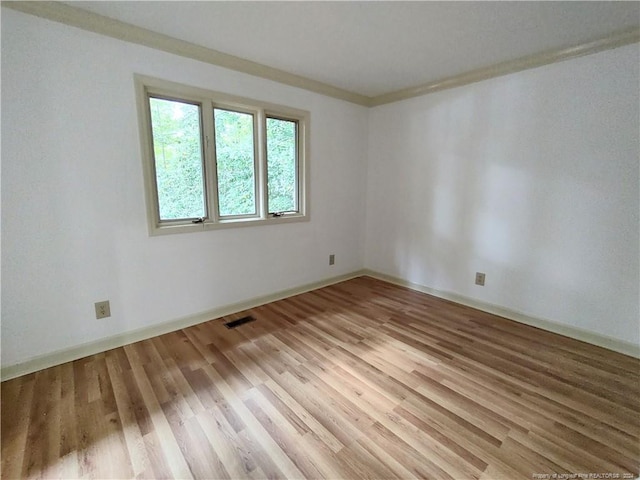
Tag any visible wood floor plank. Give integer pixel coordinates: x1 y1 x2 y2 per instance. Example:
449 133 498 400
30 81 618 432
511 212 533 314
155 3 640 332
365 421 456 480
22 370 51 478
243 388 327 479
104 350 151 478
196 406 255 478
262 378 344 453
125 345 194 479
2 276 638 479
353 433 424 479
199 362 305 479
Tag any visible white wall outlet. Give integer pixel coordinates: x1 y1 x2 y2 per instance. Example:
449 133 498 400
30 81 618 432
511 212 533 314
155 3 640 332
95 300 111 319
475 272 486 286
329 254 335 265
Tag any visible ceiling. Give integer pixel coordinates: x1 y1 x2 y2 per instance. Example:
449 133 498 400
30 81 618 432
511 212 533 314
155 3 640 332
67 1 639 98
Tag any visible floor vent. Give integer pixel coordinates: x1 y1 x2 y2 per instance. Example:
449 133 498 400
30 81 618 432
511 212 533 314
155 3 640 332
224 315 256 329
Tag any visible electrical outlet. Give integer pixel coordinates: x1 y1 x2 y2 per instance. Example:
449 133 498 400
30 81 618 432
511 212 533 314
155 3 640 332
329 254 335 266
475 272 486 286
95 300 111 319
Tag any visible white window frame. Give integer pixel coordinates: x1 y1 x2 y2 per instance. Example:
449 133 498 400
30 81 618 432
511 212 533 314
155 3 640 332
135 74 310 235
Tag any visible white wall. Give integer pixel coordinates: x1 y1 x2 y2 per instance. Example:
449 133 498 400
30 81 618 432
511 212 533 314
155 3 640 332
366 44 640 345
1 10 368 366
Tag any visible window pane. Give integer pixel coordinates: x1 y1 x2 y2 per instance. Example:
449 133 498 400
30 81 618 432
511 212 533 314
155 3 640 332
149 97 205 221
214 109 256 216
266 118 297 213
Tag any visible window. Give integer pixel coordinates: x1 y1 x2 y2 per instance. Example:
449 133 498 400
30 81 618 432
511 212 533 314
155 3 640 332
214 108 257 217
148 97 206 221
135 75 309 235
266 117 298 214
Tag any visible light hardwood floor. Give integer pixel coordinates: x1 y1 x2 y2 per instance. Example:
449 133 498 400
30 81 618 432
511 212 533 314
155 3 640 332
2 276 639 479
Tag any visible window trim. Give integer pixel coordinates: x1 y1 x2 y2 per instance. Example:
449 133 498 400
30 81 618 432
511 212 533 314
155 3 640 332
135 74 310 236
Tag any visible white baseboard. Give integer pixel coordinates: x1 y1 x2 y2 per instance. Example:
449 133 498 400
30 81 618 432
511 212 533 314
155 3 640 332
362 269 640 359
4 268 636 381
1 270 366 381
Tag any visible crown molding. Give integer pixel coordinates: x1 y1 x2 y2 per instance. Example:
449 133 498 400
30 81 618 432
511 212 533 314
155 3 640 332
3 2 639 108
2 1 370 106
370 27 640 107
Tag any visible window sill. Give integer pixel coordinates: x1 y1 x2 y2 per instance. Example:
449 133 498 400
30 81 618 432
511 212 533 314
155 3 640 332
148 213 309 236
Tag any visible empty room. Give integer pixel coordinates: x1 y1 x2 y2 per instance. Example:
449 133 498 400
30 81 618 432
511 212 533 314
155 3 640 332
2 1 639 479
